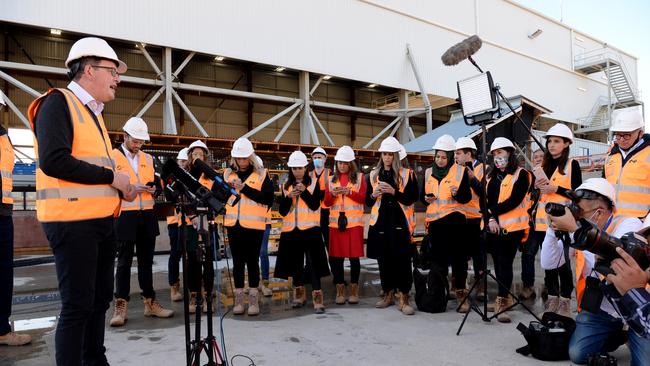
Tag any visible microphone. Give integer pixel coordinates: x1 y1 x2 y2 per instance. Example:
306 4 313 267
441 35 483 66
191 158 241 204
163 159 226 213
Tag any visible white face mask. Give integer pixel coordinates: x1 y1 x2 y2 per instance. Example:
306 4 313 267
586 208 601 226
313 159 324 168
494 156 508 169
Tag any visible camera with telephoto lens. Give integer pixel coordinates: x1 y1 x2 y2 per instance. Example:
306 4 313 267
544 201 580 219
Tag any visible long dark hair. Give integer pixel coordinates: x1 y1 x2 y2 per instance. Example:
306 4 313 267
332 161 359 184
542 137 570 176
488 147 518 179
283 168 312 191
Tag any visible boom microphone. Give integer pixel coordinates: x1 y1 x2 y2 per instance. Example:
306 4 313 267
441 35 483 66
191 158 241 203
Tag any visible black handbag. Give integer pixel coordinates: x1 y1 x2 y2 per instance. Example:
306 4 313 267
516 312 576 361
337 211 348 232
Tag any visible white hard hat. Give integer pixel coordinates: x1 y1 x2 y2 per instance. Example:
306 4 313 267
288 151 309 167
399 145 407 160
255 155 264 167
188 140 209 154
455 137 477 151
432 134 456 152
334 145 355 162
65 37 127 74
312 147 327 156
378 136 401 153
0 91 5 106
122 117 150 141
490 137 515 152
231 137 254 158
176 147 189 160
575 178 617 206
545 123 574 143
611 109 645 133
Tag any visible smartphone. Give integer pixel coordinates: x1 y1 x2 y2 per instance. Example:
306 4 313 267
532 166 548 182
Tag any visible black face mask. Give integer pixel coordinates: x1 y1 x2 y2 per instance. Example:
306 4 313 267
337 211 348 232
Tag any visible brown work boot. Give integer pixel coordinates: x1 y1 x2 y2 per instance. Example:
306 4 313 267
233 288 245 315
292 286 306 308
397 292 415 315
375 290 395 308
189 292 197 314
456 289 471 313
494 296 511 323
312 290 325 314
109 298 128 327
0 331 32 346
170 282 183 302
143 297 174 318
247 288 260 316
260 280 273 297
518 286 537 300
557 297 572 318
539 295 559 318
335 284 346 305
348 283 359 304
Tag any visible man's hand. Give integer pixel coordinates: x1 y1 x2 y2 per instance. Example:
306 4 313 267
111 172 131 193
122 185 138 202
606 247 650 295
548 207 579 232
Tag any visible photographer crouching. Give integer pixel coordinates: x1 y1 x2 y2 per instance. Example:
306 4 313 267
547 178 650 365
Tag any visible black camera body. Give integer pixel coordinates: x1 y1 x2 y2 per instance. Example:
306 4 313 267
545 201 580 218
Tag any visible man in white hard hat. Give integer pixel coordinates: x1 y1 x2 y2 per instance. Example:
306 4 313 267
110 118 173 327
27 37 135 365
310 146 331 246
166 147 189 303
548 178 648 364
605 108 650 219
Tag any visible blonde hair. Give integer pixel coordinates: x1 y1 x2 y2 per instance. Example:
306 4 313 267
230 153 264 176
371 152 402 187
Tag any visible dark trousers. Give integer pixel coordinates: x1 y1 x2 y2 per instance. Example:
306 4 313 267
0 216 14 335
467 218 485 279
320 208 330 247
167 224 181 286
187 227 216 293
377 256 412 294
43 217 116 366
545 263 574 298
330 257 360 285
114 221 156 301
428 213 469 290
227 225 263 289
521 230 544 288
488 230 523 297
293 251 322 290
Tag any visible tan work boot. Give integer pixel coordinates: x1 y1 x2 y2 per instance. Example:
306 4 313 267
170 282 183 302
201 291 215 314
260 280 273 297
539 295 559 318
233 288 245 315
0 331 32 346
456 289 471 313
557 297 572 318
494 296 511 323
143 297 174 318
518 286 537 300
109 298 128 327
292 286 306 308
375 290 395 308
189 292 197 314
348 283 359 304
335 284 346 305
312 290 325 314
397 292 415 315
247 288 260 316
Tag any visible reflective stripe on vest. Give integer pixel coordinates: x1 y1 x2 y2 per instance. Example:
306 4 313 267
27 88 120 222
368 168 413 235
490 167 530 232
223 168 268 230
461 163 484 219
311 168 331 209
328 172 364 228
281 179 320 232
605 147 650 218
114 149 155 211
535 160 573 231
424 164 464 222
0 135 15 204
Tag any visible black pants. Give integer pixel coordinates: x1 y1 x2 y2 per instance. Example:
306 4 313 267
377 256 412 294
227 225 263 289
521 230 544 288
0 216 13 335
320 208 330 247
167 224 181 286
488 230 523 297
43 217 116 366
114 223 156 301
428 213 469 290
186 226 216 293
330 257 360 285
545 263 574 298
466 218 485 279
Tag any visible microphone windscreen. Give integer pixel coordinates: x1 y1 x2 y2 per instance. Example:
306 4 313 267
441 35 483 66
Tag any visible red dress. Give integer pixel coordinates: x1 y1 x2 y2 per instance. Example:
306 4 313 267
324 172 367 258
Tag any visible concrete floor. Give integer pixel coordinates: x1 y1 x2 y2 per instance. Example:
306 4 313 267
3 253 632 366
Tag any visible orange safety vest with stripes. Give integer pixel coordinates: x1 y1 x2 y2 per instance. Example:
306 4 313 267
0 134 14 205
114 148 155 211
604 146 650 218
27 88 120 222
311 168 331 209
488 167 530 232
424 164 464 222
535 160 573 231
281 178 320 232
461 162 485 220
328 172 365 229
223 168 268 230
368 168 415 236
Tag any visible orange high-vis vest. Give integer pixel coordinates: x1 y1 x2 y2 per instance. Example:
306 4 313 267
604 146 650 218
28 88 120 222
223 168 268 230
311 168 331 209
328 172 365 229
281 179 320 232
114 148 155 211
0 134 14 204
461 163 485 220
424 164 464 222
489 167 530 232
368 168 414 236
535 160 573 231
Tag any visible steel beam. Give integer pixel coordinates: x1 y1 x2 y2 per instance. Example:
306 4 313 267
135 85 166 118
274 105 303 142
299 71 311 144
171 89 208 137
242 101 303 139
173 52 195 78
398 90 410 143
309 109 335 146
0 90 31 128
309 75 324 96
406 44 433 132
362 115 402 149
307 113 320 145
138 44 164 79
162 48 176 134
0 70 40 97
